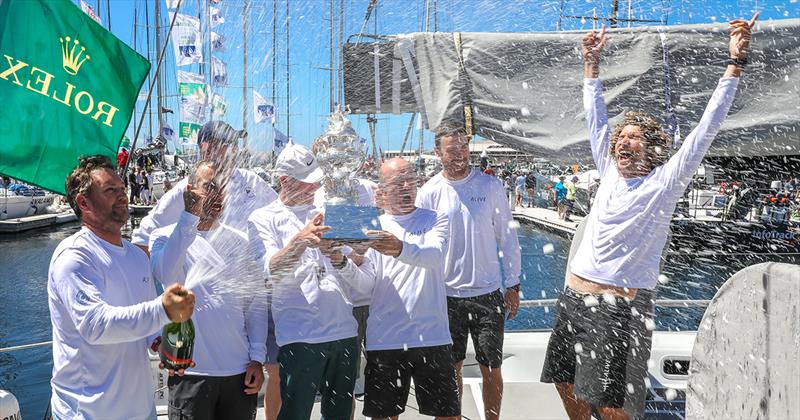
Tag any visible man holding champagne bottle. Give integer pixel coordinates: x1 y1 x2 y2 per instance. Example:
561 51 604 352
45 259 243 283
48 155 195 420
150 161 269 420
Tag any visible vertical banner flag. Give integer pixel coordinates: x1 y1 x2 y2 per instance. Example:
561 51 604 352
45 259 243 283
209 7 225 27
211 56 227 86
273 128 290 154
253 91 275 124
79 0 102 24
211 32 225 52
179 122 202 144
0 0 150 194
177 70 206 123
211 93 227 117
169 12 202 66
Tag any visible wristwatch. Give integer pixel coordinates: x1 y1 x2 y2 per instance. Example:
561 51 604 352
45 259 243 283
727 56 748 68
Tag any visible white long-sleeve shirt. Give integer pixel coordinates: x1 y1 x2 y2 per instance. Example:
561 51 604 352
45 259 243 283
416 169 521 297
248 201 360 346
150 211 269 375
132 168 278 250
48 228 170 420
347 209 453 351
571 77 739 289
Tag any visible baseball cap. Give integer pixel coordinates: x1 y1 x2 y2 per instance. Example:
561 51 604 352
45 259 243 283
572 176 579 181
275 143 325 183
197 121 246 146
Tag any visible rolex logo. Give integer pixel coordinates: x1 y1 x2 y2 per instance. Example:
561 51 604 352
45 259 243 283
59 36 90 75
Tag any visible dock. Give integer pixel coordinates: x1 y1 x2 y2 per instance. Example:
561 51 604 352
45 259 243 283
0 205 155 234
0 212 78 233
512 206 583 238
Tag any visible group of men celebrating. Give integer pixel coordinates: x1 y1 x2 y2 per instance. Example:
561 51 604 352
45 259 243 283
48 17 755 420
49 115 521 420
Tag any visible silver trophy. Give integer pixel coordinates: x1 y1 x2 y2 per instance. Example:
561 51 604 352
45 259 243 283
314 109 381 241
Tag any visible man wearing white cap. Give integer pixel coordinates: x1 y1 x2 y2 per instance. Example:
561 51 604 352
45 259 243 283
248 143 367 420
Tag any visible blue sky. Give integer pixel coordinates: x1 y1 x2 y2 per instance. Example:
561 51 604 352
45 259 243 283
81 0 798 154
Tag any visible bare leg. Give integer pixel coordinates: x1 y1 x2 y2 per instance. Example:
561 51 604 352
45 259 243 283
264 363 281 420
598 407 629 420
454 360 464 406
555 383 591 420
479 364 503 420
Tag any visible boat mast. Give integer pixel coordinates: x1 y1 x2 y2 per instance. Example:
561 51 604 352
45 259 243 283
286 0 290 137
338 0 344 107
329 0 335 113
132 4 138 146
144 0 153 140
155 0 163 132
243 0 249 140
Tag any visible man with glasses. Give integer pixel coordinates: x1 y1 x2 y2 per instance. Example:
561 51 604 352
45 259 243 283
416 121 522 420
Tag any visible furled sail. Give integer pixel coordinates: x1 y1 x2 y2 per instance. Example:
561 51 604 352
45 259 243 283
343 19 800 162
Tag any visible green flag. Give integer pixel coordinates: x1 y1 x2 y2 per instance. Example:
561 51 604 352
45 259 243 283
0 0 150 194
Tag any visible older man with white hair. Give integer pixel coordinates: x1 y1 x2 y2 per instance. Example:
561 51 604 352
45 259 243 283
248 143 369 420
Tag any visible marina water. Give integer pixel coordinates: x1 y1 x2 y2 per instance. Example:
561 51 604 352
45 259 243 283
0 221 795 418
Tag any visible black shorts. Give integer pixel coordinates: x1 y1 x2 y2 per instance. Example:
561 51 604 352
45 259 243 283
540 287 632 408
447 289 505 368
363 345 460 418
168 372 257 420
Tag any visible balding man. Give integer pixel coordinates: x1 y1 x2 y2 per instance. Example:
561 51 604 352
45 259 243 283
349 158 459 419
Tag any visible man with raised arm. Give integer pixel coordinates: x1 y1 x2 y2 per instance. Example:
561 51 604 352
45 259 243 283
415 122 522 420
48 156 195 420
248 144 368 420
541 15 758 420
149 161 268 420
347 158 459 420
131 120 278 256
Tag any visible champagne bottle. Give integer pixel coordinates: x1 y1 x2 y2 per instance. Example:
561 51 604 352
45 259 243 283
158 319 195 371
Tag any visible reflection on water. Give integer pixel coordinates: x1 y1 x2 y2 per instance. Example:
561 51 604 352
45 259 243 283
0 221 797 418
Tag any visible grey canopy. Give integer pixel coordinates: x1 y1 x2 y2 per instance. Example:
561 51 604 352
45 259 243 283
343 19 800 163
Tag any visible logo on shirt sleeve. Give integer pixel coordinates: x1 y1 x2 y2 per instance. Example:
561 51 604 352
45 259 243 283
75 290 90 305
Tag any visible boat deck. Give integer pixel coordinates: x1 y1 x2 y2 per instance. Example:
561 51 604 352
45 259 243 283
156 330 697 420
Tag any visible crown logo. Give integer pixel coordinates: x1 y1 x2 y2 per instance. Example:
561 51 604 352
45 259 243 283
59 36 90 75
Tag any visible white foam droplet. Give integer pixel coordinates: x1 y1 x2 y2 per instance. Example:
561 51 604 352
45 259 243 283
574 343 584 354
521 107 531 116
658 274 670 284
583 295 599 307
665 388 678 401
645 318 656 331
542 243 555 254
627 383 635 394
508 220 521 230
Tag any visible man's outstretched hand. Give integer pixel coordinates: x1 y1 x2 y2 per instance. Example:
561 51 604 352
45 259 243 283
729 12 758 59
582 25 606 78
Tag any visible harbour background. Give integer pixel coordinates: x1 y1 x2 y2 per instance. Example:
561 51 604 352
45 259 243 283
1 221 797 418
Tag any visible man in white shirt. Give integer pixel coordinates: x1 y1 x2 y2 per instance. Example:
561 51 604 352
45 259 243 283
149 161 268 420
248 144 366 420
49 155 195 420
416 122 522 420
541 17 757 420
349 158 459 419
131 120 278 257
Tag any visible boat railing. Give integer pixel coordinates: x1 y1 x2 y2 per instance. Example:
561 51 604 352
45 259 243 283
519 298 711 308
0 299 710 353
